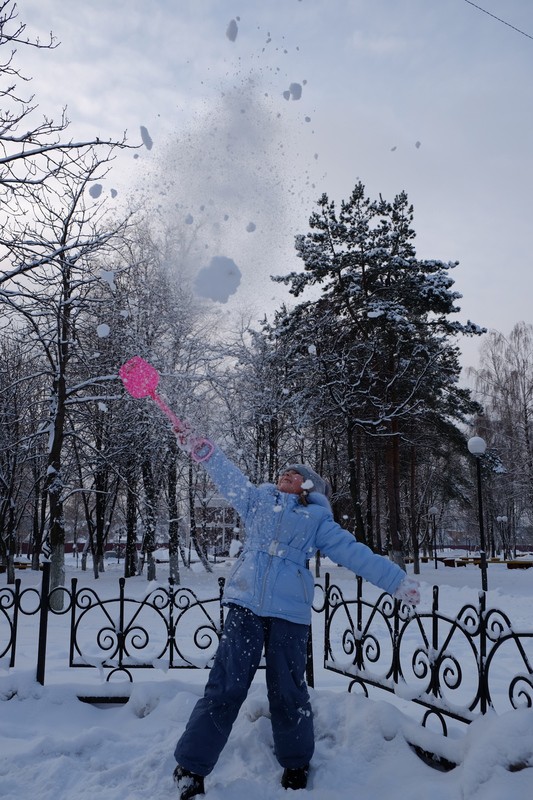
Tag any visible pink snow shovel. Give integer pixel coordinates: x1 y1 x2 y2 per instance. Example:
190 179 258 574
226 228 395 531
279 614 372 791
119 356 214 462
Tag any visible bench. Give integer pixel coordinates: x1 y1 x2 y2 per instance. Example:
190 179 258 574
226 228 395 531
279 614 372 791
506 561 533 570
1 562 31 572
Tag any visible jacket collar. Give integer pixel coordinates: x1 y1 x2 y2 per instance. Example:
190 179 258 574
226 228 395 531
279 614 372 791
264 483 332 513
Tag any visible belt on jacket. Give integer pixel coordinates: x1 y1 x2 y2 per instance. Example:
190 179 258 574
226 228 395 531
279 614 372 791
255 540 307 566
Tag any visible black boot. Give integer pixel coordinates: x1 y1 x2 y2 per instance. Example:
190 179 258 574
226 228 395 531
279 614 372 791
281 765 309 790
173 765 205 799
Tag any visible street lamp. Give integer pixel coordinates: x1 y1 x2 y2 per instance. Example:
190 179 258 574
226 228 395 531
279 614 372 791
428 505 438 569
468 436 488 591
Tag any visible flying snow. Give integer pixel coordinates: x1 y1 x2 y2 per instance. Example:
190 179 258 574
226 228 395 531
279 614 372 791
99 269 116 291
96 323 111 338
194 256 242 303
283 82 303 100
226 19 238 42
89 183 103 198
139 22 323 316
229 538 242 557
140 126 153 150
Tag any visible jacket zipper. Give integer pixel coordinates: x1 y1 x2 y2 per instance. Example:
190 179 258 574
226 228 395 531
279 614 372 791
259 495 286 611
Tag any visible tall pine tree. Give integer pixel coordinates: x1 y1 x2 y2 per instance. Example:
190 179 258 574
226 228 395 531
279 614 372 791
273 182 482 565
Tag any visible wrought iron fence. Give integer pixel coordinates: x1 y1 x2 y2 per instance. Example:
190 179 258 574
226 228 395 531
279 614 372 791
318 572 533 736
1 564 228 685
2 563 533 742
69 576 227 679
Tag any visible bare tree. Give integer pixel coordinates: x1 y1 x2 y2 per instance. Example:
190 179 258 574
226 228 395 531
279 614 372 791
469 322 533 545
0 334 47 580
0 2 137 600
0 145 130 603
0 1 127 226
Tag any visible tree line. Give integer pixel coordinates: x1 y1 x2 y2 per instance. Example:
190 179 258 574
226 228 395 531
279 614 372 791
1 2 532 602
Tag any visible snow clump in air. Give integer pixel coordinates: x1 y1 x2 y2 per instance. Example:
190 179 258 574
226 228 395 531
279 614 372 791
194 256 242 303
89 183 103 198
229 539 242 557
283 82 302 100
226 19 238 42
100 269 116 291
140 126 153 150
96 323 111 338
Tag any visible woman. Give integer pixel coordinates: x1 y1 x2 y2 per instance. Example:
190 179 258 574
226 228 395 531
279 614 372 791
173 442 419 798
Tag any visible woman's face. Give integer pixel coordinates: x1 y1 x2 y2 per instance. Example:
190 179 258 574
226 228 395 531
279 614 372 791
277 469 305 494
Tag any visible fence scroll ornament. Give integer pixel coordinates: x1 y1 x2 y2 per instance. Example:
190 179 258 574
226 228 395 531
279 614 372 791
0 579 42 669
67 576 227 680
318 573 533 737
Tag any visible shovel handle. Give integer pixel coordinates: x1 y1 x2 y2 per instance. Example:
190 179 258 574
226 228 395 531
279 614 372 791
120 357 214 462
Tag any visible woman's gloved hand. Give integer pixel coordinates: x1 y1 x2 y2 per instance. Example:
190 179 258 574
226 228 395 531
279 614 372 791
393 576 421 607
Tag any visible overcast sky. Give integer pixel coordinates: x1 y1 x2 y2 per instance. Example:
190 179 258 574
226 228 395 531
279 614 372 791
17 0 533 368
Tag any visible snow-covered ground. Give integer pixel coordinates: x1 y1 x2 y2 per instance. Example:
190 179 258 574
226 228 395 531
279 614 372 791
1 556 532 799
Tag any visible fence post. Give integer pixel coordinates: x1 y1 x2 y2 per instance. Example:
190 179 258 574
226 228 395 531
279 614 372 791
118 577 126 668
218 577 225 631
8 578 22 668
478 590 488 714
356 576 363 670
69 577 78 667
430 585 440 699
36 562 51 686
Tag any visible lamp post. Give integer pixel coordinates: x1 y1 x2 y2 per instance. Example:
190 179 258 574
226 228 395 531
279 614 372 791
428 505 438 569
468 436 487 592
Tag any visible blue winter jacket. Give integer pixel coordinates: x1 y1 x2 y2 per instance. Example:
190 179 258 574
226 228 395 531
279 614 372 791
203 446 406 626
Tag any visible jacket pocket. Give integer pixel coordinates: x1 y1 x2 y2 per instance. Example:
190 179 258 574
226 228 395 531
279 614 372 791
226 556 250 595
272 564 312 610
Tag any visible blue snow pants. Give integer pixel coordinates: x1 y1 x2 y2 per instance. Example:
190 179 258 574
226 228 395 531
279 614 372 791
174 603 314 777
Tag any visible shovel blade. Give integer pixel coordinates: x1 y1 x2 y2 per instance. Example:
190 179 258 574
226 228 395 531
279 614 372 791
119 356 160 399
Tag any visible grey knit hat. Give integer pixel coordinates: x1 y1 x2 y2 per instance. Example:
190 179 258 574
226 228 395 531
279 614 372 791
284 464 331 498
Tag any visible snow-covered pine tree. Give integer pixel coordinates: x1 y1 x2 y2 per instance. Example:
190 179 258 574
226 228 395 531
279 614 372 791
272 182 483 565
